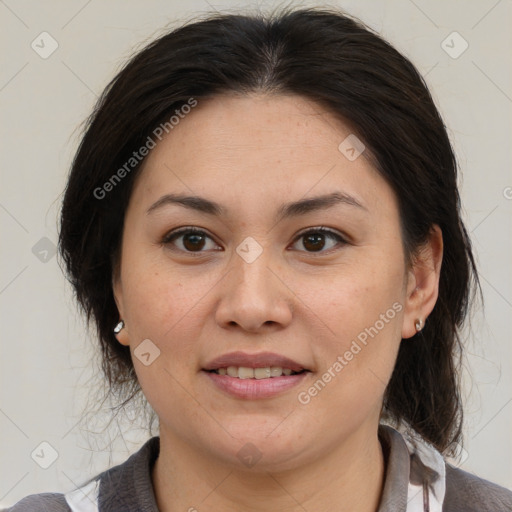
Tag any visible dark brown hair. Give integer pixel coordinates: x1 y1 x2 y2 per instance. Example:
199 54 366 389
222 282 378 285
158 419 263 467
58 7 480 453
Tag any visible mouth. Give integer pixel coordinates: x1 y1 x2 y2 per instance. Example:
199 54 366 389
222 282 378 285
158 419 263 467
201 351 311 399
204 367 308 379
202 350 309 374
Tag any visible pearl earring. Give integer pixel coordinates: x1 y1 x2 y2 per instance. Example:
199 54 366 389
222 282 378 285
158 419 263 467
415 318 423 332
114 320 125 333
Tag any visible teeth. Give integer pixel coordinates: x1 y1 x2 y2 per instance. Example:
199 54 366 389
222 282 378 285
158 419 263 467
270 367 283 377
215 366 300 378
238 367 254 379
254 367 271 379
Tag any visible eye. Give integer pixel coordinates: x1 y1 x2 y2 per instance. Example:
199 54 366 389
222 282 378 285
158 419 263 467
162 226 347 255
162 227 220 254
290 227 347 253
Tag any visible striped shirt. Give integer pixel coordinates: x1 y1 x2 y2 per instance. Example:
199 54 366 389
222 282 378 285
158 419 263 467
6 424 512 511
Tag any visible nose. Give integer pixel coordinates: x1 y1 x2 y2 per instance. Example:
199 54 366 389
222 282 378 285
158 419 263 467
214 243 294 333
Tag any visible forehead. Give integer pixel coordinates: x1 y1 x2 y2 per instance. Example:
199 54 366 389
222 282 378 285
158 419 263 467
130 93 395 219
148 93 353 163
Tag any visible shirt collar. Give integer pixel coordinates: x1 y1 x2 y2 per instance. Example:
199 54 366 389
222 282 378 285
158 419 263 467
93 425 445 512
377 424 446 512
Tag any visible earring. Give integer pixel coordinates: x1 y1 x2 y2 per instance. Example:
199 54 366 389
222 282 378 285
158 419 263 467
114 320 125 333
415 318 423 332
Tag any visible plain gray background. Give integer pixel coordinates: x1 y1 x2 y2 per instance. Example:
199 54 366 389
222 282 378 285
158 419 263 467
1 0 511 507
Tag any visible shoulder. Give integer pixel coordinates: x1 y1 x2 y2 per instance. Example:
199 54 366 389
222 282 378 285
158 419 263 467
4 492 71 511
96 436 160 510
4 437 160 512
4 478 100 511
379 424 512 512
443 463 512 511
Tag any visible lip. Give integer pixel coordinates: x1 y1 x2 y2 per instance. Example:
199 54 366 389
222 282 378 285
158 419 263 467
202 351 308 373
203 370 309 400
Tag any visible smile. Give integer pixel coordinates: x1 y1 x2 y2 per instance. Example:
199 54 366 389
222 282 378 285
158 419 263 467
202 368 310 399
207 366 305 379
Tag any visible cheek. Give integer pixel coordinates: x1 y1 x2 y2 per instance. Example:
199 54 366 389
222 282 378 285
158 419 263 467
121 246 213 336
323 255 404 337
307 257 404 403
297 304 403 435
121 263 209 427
119 248 227 394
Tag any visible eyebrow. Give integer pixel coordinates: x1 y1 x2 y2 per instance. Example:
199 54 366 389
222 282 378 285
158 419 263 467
146 191 367 221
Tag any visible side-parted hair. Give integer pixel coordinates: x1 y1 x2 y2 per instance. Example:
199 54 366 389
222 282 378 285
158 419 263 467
58 7 480 453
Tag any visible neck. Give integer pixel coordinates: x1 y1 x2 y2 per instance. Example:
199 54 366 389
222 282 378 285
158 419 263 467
152 425 386 512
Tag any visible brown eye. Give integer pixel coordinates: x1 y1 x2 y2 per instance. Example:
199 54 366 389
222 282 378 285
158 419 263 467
292 227 346 253
162 226 346 255
162 228 219 254
182 232 206 251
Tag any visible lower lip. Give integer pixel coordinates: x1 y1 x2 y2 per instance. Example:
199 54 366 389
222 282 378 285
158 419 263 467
202 370 309 399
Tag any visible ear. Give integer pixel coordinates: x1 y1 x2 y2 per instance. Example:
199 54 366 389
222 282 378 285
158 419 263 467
401 224 443 339
112 265 130 347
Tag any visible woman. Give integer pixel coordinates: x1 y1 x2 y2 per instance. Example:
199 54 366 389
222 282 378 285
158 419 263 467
8 7 512 512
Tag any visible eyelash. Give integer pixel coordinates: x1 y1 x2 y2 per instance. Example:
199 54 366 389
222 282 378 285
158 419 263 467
161 226 348 256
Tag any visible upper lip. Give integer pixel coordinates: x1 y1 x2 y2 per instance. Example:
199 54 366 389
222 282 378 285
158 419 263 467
203 351 309 372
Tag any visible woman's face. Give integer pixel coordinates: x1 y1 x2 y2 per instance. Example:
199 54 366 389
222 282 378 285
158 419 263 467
113 93 438 471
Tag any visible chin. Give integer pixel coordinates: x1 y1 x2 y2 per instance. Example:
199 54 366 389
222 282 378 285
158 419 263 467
204 426 309 472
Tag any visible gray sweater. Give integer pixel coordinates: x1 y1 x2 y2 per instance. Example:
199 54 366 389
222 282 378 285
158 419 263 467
5 425 512 511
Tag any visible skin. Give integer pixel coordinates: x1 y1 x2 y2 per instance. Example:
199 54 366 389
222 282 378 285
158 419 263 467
113 93 443 512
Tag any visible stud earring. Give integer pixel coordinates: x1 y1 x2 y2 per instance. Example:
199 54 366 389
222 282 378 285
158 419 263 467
114 320 125 333
415 318 423 332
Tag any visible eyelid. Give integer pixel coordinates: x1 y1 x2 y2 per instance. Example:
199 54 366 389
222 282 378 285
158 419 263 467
290 226 348 253
161 226 221 253
161 225 215 243
161 225 348 254
293 225 345 240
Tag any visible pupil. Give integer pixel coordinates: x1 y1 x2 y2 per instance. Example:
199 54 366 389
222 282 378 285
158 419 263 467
182 232 326 252
184 233 205 251
304 233 324 251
